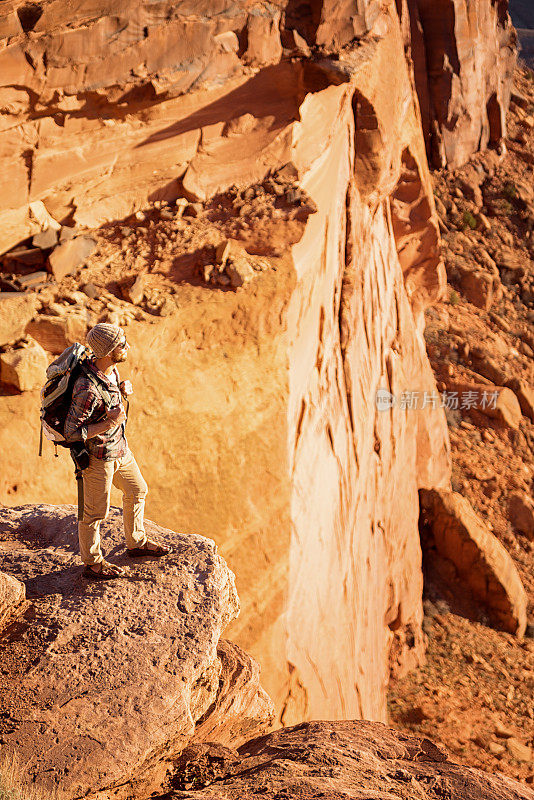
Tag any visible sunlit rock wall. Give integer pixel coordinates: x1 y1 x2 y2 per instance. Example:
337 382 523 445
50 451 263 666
0 0 452 722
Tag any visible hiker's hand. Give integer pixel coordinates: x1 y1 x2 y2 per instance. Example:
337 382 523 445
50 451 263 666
106 407 127 427
120 380 133 397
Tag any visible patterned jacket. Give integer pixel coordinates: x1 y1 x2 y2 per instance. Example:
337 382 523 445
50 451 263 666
64 360 127 460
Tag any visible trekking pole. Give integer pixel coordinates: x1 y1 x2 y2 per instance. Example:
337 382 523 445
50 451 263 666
75 466 84 522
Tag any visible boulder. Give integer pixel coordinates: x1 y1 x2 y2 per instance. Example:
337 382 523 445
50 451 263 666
168 720 534 800
245 10 283 65
216 240 258 288
192 639 275 749
0 338 49 391
458 174 483 207
0 504 273 799
459 269 501 310
32 227 59 250
450 381 522 429
25 312 88 354
121 273 148 305
506 738 533 763
506 377 534 422
508 493 534 540
481 387 522 429
420 489 527 637
0 570 25 631
470 349 508 385
0 293 40 347
29 200 61 235
48 236 97 281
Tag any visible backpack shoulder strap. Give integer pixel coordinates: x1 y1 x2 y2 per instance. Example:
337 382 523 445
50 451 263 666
80 364 113 409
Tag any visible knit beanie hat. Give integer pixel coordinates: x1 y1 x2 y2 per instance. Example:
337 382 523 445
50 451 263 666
86 323 124 358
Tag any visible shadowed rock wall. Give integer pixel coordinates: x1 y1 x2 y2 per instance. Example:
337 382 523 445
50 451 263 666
396 0 517 167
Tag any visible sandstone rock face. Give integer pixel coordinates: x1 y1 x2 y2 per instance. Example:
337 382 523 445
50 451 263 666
0 0 516 253
0 337 48 391
0 1 451 724
420 489 527 637
167 719 534 800
0 293 39 347
398 0 517 167
0 504 273 798
0 570 25 630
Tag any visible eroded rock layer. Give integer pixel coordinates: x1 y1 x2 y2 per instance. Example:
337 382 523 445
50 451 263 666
0 1 453 723
165 719 534 800
0 0 517 253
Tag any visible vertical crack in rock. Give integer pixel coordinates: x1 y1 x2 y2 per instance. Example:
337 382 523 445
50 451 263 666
279 661 310 727
22 148 34 191
390 146 444 320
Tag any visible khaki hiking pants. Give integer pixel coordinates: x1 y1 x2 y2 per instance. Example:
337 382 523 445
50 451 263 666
78 448 148 565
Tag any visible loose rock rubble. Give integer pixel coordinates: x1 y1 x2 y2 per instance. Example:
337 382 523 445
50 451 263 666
390 66 534 786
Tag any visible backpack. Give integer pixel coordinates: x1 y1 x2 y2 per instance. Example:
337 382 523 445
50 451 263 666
39 342 112 452
39 342 115 521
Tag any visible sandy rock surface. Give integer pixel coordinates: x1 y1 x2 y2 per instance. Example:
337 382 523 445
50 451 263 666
160 720 534 799
0 504 273 798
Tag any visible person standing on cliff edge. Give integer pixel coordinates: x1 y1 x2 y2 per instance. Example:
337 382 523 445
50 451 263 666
64 323 171 580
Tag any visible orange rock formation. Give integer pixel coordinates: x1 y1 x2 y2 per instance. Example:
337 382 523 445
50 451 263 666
0 0 518 726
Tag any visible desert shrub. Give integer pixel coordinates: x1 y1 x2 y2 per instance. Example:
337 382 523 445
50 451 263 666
448 289 459 306
0 755 61 800
500 199 514 215
503 181 518 201
462 210 478 230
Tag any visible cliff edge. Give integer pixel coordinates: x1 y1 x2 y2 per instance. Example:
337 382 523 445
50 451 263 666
0 504 274 798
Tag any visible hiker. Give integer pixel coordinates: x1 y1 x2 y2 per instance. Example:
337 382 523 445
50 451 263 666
64 323 170 580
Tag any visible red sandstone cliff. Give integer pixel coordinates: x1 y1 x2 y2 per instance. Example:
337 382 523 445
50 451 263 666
0 0 521 727
397 0 517 167
0 0 516 253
